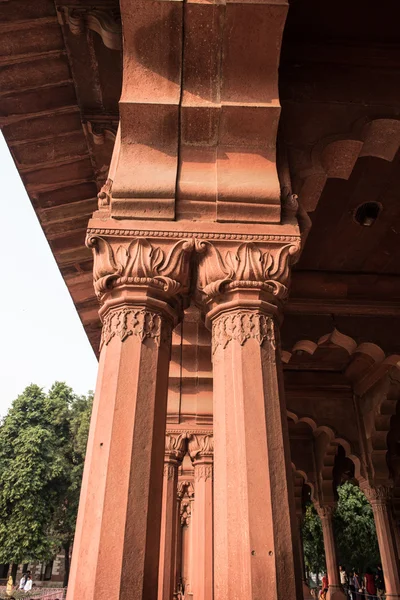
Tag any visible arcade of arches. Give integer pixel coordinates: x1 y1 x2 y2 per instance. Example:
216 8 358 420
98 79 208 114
2 0 400 599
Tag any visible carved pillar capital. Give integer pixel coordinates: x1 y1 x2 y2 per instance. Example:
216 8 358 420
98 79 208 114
188 434 214 482
86 232 195 347
361 483 393 508
165 432 187 464
315 503 336 521
188 433 214 461
194 236 301 327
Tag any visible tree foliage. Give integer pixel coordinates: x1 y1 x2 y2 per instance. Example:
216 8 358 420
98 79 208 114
302 503 326 576
334 481 380 572
302 482 380 576
0 382 92 580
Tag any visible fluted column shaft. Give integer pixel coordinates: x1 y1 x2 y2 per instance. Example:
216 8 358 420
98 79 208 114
316 505 346 600
363 486 400 599
189 434 214 600
159 434 187 600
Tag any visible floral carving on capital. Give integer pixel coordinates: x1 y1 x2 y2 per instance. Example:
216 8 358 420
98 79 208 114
195 239 301 303
86 235 194 301
361 484 393 508
101 307 171 348
188 433 214 461
165 432 187 463
212 311 275 354
315 503 336 521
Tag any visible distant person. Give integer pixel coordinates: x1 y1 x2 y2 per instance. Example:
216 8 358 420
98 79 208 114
6 575 14 596
19 573 27 590
353 569 363 600
339 566 348 593
320 573 329 599
23 575 32 593
349 570 356 600
376 565 385 598
364 568 376 600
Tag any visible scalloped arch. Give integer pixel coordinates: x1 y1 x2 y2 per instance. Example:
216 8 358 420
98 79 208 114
282 328 400 396
297 118 400 212
287 410 364 501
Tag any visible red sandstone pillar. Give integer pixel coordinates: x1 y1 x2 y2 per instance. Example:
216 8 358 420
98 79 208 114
195 236 302 600
315 505 346 600
189 433 214 600
362 485 400 600
67 234 193 600
158 433 187 600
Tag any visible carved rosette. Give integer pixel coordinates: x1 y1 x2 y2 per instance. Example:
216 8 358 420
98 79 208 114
195 239 301 305
212 311 275 354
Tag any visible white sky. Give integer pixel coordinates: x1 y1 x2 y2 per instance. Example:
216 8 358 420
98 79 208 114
0 133 98 418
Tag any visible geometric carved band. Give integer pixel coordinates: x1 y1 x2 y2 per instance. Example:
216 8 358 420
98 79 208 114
101 307 171 347
212 311 275 354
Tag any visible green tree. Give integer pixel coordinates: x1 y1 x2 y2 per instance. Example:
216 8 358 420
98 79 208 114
0 384 67 564
302 503 326 578
334 481 380 572
50 387 93 585
302 482 380 579
0 382 92 585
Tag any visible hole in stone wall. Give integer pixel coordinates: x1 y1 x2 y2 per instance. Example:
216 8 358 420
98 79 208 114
353 202 382 226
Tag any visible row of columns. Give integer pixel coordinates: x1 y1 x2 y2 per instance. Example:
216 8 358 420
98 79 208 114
158 433 214 600
314 488 400 600
65 232 302 600
159 443 400 600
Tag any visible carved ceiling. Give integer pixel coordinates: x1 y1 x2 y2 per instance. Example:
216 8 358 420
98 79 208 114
1 0 400 359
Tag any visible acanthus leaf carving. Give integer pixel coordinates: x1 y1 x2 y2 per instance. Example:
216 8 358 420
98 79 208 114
195 240 301 303
188 433 214 461
86 236 194 300
165 432 187 462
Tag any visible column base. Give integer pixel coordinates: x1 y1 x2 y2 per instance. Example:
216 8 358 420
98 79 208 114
328 586 346 600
